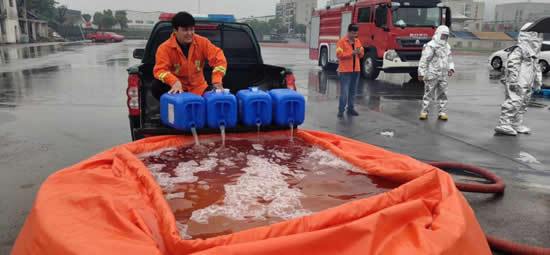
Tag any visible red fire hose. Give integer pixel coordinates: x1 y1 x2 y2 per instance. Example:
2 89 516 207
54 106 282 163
427 162 550 255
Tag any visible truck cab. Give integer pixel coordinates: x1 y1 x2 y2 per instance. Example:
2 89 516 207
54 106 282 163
310 0 451 80
127 17 296 141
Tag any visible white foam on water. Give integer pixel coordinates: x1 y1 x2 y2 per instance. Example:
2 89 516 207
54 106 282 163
252 144 264 151
173 158 218 183
190 155 311 224
208 152 218 157
165 192 186 200
197 158 218 171
138 147 177 159
151 172 174 190
219 158 236 167
314 171 326 175
272 150 291 160
307 148 359 171
173 160 200 183
146 164 166 173
176 222 192 240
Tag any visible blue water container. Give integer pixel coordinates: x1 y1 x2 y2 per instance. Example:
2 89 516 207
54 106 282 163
269 89 305 126
237 87 272 127
204 89 238 129
160 93 205 131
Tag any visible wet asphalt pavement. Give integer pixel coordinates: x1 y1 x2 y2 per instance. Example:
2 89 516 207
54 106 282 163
1 40 549 254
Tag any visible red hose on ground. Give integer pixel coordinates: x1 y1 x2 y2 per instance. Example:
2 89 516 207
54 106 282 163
426 162 550 255
427 162 506 194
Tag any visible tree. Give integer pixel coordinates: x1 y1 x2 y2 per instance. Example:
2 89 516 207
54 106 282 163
93 10 116 30
55 5 68 25
248 19 270 40
82 14 91 23
114 10 128 30
295 24 306 34
278 26 288 34
27 0 58 21
92 12 104 29
268 18 283 33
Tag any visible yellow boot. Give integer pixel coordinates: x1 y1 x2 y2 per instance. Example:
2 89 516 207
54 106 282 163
419 112 428 120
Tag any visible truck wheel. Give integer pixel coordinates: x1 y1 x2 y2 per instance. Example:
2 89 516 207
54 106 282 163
539 60 549 74
362 55 380 80
320 47 329 70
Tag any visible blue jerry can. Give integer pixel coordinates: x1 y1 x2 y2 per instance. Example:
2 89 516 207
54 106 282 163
160 93 206 131
269 89 305 126
237 87 272 126
204 89 238 128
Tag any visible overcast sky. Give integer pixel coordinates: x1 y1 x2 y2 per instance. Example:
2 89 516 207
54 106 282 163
56 0 329 18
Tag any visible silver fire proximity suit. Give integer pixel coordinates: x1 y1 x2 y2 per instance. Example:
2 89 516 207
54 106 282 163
418 25 455 118
495 24 543 136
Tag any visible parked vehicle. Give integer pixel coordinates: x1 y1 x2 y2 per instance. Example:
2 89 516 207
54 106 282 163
489 42 550 74
309 0 451 80
86 32 125 43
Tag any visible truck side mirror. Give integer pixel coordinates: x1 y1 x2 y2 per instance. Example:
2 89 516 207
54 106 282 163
133 48 145 60
443 7 452 28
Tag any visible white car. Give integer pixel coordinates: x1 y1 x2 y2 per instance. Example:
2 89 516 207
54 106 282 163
489 41 550 74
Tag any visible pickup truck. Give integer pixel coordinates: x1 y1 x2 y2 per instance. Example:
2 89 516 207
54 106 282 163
127 19 296 141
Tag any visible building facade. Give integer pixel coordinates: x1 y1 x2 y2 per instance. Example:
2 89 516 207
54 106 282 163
481 1 550 32
276 0 317 32
1 0 48 44
0 0 20 43
125 10 162 30
442 0 484 32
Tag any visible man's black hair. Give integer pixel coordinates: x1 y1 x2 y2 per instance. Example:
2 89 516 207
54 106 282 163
172 12 195 29
348 23 359 32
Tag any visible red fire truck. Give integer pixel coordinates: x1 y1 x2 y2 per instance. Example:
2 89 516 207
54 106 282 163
309 0 451 80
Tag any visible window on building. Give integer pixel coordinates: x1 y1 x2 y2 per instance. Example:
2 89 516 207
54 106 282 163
9 0 14 7
127 20 133 23
1 21 5 35
135 20 144 24
358 7 371 23
464 4 472 17
146 21 154 24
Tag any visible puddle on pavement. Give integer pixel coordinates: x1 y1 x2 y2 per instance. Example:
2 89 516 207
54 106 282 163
140 136 396 240
0 45 62 64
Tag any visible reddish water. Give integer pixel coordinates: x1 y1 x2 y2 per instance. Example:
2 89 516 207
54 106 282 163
140 136 396 240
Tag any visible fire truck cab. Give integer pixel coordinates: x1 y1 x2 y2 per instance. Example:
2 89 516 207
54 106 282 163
309 0 451 80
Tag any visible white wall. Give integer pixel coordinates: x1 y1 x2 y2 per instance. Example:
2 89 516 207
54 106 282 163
1 0 20 43
295 0 317 25
4 19 20 43
126 11 161 30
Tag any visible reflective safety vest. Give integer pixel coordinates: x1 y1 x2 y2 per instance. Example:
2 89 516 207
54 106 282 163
336 37 364 73
154 33 227 95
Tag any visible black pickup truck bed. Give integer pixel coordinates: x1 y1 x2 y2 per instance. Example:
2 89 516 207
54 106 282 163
127 20 295 140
